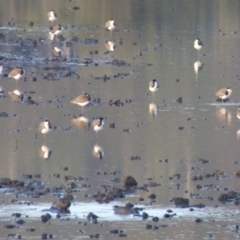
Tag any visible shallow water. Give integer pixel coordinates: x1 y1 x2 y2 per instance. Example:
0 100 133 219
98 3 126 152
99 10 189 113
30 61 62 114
1 0 240 239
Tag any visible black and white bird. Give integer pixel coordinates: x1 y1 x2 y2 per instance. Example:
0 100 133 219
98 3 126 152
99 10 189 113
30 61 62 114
47 10 57 22
216 87 232 102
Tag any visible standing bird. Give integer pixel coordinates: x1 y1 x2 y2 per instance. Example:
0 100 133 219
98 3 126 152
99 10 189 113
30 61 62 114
194 38 203 59
8 67 24 87
92 117 104 139
39 120 52 143
149 79 159 101
47 10 57 22
105 20 116 39
216 87 232 103
49 25 63 40
71 93 91 114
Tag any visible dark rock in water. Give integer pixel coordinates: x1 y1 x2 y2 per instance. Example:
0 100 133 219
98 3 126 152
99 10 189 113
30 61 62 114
41 213 51 223
191 203 205 208
41 233 48 239
142 212 149 220
218 191 240 204
119 233 127 237
7 234 21 239
198 158 209 164
15 219 25 225
93 187 126 203
195 218 203 223
152 216 159 222
125 202 134 208
26 228 35 232
170 197 190 208
123 176 137 190
0 112 9 117
4 224 16 229
176 97 183 103
148 193 156 200
146 224 153 229
21 174 32 179
87 212 99 223
110 229 119 234
11 213 21 218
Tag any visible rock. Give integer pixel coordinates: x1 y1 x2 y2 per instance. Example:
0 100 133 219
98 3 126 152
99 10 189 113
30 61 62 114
170 197 189 208
123 176 137 190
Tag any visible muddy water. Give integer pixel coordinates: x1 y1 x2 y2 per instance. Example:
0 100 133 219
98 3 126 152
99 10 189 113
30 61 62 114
1 0 240 239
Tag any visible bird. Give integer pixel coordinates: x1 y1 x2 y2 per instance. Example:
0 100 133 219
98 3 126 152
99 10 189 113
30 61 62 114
105 40 116 52
39 120 52 142
51 199 71 211
47 10 57 22
149 79 159 101
92 144 104 159
105 20 116 39
8 89 24 102
49 25 63 40
149 79 159 93
194 38 203 59
105 19 116 31
113 206 138 215
71 93 91 114
8 67 24 84
237 107 240 120
92 118 104 132
216 87 232 102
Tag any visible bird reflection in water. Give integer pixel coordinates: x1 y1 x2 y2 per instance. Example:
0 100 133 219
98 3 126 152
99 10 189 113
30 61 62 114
51 46 62 57
105 40 116 52
216 108 232 125
194 61 203 76
71 116 90 130
149 103 158 117
8 89 24 102
92 144 104 159
39 145 52 160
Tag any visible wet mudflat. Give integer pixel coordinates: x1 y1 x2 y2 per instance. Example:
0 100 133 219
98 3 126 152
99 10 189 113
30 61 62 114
1 0 240 239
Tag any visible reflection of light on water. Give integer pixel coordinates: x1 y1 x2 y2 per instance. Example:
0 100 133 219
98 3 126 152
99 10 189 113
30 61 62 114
0 201 239 222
